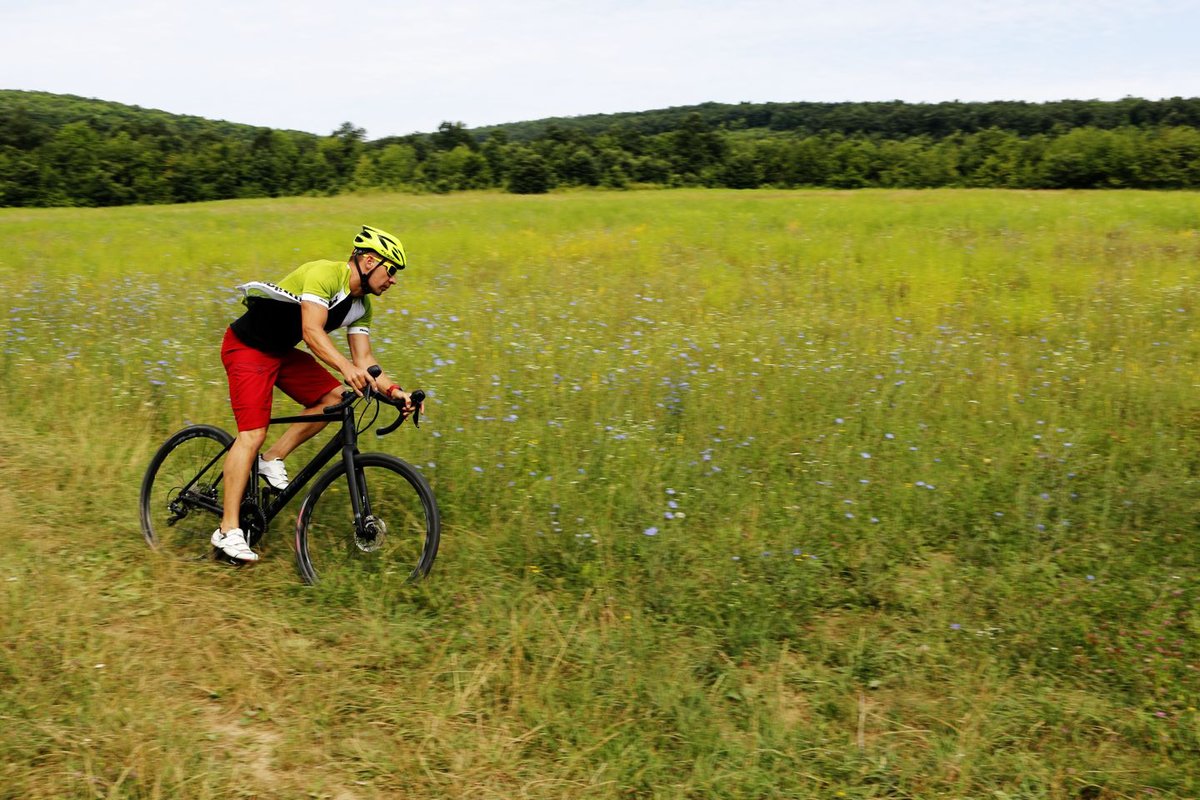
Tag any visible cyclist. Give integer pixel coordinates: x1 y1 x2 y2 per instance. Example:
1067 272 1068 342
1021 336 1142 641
213 225 418 563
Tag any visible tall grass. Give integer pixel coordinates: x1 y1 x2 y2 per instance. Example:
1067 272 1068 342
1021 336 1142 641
1 189 1197 798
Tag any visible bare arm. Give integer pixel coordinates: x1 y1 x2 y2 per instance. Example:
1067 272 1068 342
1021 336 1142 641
301 301 373 392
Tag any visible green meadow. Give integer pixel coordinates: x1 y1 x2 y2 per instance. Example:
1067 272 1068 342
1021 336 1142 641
1 188 1197 798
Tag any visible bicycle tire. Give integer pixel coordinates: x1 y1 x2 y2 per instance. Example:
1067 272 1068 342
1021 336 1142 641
140 424 233 561
294 452 440 588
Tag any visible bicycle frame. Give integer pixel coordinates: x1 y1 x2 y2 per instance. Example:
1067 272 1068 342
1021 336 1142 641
178 395 375 534
259 405 371 527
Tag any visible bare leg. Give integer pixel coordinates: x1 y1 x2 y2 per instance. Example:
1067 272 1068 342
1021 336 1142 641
221 427 267 532
262 388 343 461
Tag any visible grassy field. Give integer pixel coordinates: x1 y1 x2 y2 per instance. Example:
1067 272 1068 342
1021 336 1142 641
1 188 1197 798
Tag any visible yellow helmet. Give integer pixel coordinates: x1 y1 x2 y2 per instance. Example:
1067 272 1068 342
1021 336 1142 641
353 225 406 269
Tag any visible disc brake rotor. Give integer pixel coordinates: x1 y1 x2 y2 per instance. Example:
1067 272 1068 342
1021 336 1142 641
356 515 387 552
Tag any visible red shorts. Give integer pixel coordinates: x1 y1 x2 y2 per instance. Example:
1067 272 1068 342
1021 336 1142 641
221 327 342 431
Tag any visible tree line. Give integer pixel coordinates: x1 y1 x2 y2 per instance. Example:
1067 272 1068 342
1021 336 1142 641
467 96 1200 141
2 90 1198 206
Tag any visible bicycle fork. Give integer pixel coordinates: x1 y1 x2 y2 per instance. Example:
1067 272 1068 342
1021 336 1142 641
339 425 373 537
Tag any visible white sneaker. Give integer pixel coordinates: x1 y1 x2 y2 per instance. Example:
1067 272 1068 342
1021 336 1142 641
211 527 259 562
258 456 289 490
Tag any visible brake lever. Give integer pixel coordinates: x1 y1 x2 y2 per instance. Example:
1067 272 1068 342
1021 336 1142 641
410 390 425 427
375 389 426 436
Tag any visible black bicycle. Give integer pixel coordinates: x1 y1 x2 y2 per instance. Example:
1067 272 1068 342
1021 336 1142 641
139 368 439 586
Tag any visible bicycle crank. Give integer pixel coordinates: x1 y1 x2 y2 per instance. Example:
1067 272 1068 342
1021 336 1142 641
239 501 268 547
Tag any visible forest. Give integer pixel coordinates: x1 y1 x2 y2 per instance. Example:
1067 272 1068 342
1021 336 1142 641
2 90 1199 206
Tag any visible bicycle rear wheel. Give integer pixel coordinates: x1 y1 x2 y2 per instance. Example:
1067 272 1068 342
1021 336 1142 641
295 453 440 588
140 424 232 561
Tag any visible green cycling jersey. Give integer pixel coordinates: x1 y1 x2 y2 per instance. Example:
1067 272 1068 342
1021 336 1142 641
230 260 373 354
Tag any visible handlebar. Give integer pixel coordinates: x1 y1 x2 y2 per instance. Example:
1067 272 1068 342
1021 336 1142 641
322 365 426 434
376 389 425 435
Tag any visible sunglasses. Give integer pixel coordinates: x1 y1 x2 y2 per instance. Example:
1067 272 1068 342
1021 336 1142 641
378 259 402 277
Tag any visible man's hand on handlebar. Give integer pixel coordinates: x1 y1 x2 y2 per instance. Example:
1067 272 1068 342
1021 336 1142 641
347 365 426 429
372 386 426 432
386 387 424 420
342 363 377 395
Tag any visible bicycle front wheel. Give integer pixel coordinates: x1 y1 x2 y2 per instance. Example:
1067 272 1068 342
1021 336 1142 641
140 424 233 561
295 453 440 588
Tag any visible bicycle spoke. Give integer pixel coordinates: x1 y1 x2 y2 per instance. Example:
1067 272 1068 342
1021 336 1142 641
141 426 231 561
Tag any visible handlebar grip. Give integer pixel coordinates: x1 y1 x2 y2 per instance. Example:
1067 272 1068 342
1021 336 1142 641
375 388 427 435
344 365 384 392
323 390 357 414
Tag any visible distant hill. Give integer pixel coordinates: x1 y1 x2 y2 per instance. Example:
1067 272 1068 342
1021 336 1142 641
465 97 1200 142
0 90 304 144
2 90 1199 207
6 89 1200 151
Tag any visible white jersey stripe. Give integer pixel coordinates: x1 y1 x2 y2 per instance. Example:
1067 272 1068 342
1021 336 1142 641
300 292 332 308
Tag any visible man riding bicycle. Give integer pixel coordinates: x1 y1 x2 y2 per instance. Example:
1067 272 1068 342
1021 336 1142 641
214 225 417 563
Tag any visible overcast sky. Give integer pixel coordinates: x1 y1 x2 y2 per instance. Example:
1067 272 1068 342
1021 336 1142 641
2 0 1197 139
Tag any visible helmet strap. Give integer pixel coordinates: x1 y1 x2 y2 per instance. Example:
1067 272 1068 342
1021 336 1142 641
352 250 368 290
352 250 380 295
